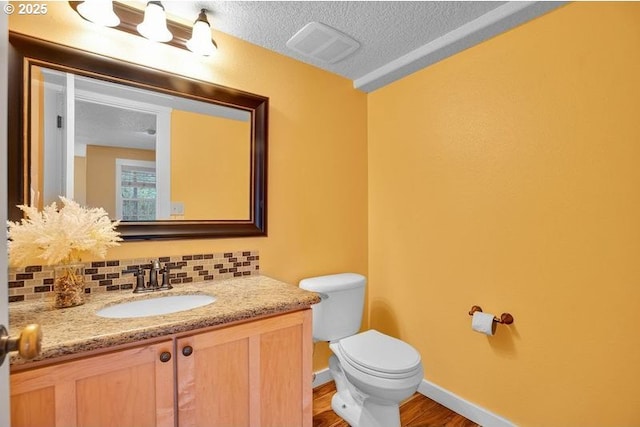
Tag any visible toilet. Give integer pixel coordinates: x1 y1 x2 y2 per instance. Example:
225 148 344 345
300 273 424 427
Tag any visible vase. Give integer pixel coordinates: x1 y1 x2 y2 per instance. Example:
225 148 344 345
53 263 86 308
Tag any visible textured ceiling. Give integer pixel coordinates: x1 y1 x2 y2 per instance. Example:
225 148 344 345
76 101 157 150
128 1 566 92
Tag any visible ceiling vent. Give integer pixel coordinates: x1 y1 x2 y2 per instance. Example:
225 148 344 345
286 22 360 64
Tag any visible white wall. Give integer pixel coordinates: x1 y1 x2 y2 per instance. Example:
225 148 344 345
1 3 11 426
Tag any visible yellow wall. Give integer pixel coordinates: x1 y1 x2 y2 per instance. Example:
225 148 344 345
9 3 368 370
74 156 86 206
368 3 640 426
85 145 155 217
29 65 44 209
170 110 250 220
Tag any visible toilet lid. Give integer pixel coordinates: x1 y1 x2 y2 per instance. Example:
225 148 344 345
337 330 421 375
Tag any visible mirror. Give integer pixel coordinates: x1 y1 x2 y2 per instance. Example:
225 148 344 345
8 32 268 240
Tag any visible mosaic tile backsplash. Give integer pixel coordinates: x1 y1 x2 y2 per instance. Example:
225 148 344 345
8 250 259 303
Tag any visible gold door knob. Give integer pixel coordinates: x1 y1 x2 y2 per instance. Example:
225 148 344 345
0 324 43 365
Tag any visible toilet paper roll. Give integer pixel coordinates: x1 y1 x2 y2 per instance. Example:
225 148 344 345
472 311 496 336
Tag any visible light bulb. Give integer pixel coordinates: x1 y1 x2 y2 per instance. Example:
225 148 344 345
186 10 217 56
77 0 120 27
137 1 173 43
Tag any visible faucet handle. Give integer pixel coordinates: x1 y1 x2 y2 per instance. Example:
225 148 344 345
158 263 173 290
124 267 147 293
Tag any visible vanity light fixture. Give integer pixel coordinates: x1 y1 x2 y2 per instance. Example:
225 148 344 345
137 1 173 43
76 0 120 27
186 9 217 56
68 1 217 56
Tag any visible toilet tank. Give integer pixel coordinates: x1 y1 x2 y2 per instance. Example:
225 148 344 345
299 273 365 342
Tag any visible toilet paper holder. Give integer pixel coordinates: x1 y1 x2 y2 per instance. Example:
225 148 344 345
468 305 514 325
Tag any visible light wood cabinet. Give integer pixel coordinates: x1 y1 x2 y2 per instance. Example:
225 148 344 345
10 340 175 427
10 309 313 427
177 309 312 427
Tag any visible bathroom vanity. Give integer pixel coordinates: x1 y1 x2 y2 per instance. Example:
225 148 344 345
8 275 319 427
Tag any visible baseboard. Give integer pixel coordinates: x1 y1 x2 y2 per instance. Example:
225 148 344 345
312 367 333 388
418 379 515 427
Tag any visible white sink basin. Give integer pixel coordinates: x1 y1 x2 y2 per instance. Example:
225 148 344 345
96 294 216 319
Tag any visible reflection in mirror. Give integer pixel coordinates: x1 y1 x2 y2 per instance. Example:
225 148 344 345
30 65 252 222
8 32 268 240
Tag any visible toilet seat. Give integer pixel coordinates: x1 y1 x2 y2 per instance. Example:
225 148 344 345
334 330 422 379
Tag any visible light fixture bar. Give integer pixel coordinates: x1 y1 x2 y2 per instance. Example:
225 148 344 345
68 1 214 54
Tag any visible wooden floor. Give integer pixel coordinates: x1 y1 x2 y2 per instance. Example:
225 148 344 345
313 382 480 427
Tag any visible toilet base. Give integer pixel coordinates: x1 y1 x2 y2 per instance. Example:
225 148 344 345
332 392 402 427
331 392 362 427
329 355 402 427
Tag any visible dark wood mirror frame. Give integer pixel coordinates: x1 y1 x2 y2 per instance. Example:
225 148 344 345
8 32 268 241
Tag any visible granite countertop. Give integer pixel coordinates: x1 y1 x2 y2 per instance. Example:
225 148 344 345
9 275 320 366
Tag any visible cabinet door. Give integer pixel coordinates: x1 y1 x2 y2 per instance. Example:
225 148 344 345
10 340 175 427
177 309 312 427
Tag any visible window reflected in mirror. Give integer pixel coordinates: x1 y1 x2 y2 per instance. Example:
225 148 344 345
117 159 157 221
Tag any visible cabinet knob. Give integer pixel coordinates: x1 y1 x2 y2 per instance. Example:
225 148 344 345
182 345 193 357
159 351 172 363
